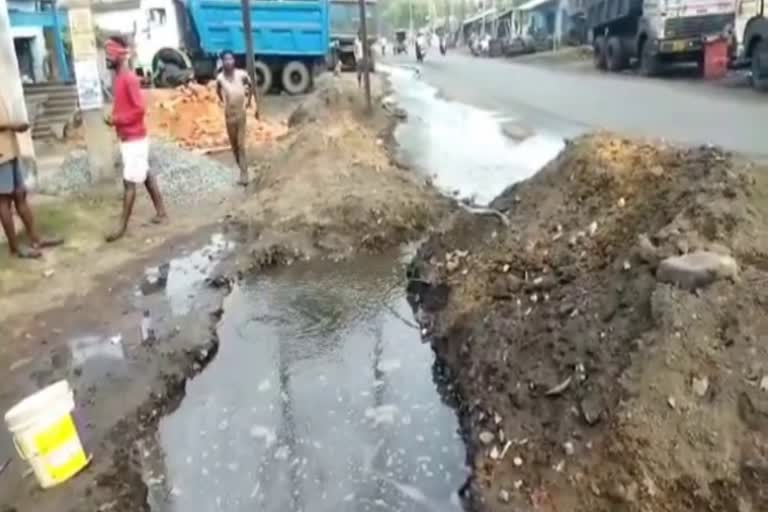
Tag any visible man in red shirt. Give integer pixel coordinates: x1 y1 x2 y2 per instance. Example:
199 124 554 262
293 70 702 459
104 36 167 243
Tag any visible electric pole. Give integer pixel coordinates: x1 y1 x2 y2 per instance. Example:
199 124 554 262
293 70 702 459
358 0 372 113
241 0 260 117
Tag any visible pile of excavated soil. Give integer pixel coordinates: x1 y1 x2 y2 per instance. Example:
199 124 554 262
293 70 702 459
146 84 287 151
235 80 451 265
408 133 768 512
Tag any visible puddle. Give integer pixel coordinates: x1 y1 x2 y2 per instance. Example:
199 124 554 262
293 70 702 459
386 65 565 205
139 233 234 316
148 250 467 511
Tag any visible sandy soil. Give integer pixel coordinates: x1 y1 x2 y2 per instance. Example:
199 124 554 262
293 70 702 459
234 76 453 268
408 133 768 511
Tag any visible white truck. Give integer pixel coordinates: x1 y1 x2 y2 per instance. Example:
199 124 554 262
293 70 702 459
733 0 768 90
587 0 734 75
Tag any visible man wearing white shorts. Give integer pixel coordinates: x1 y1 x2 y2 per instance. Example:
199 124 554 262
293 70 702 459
104 36 167 243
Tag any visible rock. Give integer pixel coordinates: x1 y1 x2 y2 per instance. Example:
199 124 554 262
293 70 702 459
667 396 677 409
42 269 55 278
490 446 501 460
580 392 605 425
588 221 598 237
513 456 523 467
636 234 659 265
656 251 738 291
692 376 709 397
479 431 495 445
650 165 665 177
498 489 510 503
563 441 575 456
738 391 768 431
761 376 768 392
617 197 626 208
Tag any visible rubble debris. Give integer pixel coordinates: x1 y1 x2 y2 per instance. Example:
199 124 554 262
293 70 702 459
147 84 286 151
408 133 768 512
479 431 495 445
656 251 739 290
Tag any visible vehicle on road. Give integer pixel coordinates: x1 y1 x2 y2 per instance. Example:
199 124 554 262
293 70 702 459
395 29 408 54
329 0 378 71
733 0 768 90
150 0 329 94
586 0 734 76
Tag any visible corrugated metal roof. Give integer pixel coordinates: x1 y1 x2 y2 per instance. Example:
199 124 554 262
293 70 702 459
462 7 497 26
518 0 556 11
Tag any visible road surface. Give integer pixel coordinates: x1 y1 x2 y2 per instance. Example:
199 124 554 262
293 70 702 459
391 52 768 159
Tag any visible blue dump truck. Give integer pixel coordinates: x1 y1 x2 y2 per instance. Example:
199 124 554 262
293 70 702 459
151 0 330 94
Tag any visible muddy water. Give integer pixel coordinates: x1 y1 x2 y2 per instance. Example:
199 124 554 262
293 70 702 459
386 65 565 205
150 251 467 512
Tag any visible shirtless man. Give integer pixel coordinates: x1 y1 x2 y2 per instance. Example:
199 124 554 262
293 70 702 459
216 50 252 185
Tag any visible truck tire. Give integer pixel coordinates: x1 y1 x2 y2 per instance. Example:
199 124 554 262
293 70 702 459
282 60 311 95
593 36 607 70
639 39 660 77
606 36 627 71
752 39 768 92
254 60 273 95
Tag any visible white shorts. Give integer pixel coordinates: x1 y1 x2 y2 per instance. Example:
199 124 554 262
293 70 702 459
120 138 150 183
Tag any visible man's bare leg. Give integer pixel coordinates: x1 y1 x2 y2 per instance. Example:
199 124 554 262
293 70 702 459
106 181 137 242
13 188 41 246
144 174 168 224
0 195 39 258
237 117 248 185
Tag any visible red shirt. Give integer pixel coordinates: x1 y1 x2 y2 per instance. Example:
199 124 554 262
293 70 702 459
112 69 146 141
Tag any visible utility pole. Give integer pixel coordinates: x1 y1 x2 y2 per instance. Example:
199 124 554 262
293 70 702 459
241 0 260 117
358 0 372 114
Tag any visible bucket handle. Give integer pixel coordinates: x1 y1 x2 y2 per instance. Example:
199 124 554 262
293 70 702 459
12 436 30 461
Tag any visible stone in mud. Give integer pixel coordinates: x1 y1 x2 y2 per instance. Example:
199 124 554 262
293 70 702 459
656 251 738 290
580 392 605 426
479 431 495 445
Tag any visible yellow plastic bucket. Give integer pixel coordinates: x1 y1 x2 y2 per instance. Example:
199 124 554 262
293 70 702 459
4 380 89 488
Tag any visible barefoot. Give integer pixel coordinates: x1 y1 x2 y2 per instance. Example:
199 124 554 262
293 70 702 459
150 214 168 225
105 230 126 243
13 246 42 259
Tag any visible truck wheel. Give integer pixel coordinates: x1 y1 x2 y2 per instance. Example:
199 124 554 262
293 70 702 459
606 36 627 71
752 40 768 92
254 60 273 95
593 36 607 70
639 39 660 77
282 60 311 95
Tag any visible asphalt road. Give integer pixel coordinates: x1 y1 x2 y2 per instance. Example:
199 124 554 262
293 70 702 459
391 52 768 159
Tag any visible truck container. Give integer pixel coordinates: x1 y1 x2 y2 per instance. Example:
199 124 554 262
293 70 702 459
152 0 330 94
329 0 378 71
587 0 734 76
733 0 768 90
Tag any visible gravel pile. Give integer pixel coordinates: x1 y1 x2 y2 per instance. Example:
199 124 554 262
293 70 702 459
39 142 236 203
38 149 96 195
149 141 235 204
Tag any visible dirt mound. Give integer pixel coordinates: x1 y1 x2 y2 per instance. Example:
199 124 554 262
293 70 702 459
235 78 450 266
146 84 287 151
408 133 768 512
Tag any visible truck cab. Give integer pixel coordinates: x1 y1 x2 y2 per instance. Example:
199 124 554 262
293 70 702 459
734 0 768 90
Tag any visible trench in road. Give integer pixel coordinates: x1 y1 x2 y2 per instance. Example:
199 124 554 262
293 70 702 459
142 66 566 512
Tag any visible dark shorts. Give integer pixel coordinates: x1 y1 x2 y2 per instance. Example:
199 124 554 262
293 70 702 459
0 158 25 195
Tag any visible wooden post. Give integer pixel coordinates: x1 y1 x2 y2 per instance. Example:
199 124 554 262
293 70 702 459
241 0 260 117
358 0 372 113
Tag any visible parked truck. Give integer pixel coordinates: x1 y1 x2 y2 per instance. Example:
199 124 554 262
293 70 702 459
587 0 734 76
150 0 329 94
329 0 378 71
733 0 768 90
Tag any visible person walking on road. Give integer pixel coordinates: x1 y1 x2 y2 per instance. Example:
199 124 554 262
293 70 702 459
216 50 252 186
104 36 167 243
354 31 366 87
0 95 63 258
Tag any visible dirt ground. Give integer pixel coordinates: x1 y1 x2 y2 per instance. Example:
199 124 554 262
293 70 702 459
408 134 768 511
0 72 449 512
233 77 452 268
